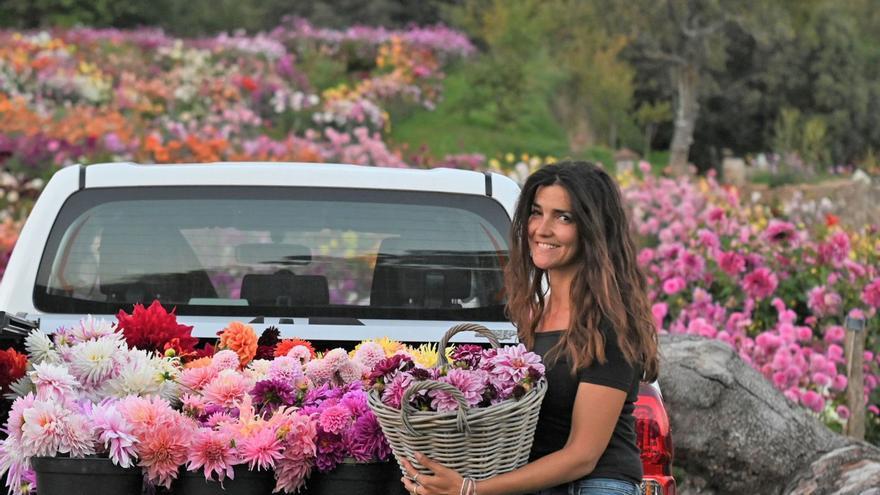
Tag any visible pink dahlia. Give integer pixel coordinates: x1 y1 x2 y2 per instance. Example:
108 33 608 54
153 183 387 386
353 342 386 369
861 278 880 309
30 362 80 402
717 251 746 276
87 402 138 468
318 405 351 434
116 395 178 437
137 422 191 488
742 268 778 299
20 400 72 457
187 429 238 482
763 220 797 244
211 350 241 371
238 425 284 471
807 286 842 318
268 355 305 383
432 369 485 411
180 365 220 391
488 344 545 385
304 358 336 385
661 276 687 295
381 372 414 409
202 369 252 408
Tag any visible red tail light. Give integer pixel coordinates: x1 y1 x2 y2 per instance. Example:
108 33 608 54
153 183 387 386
634 383 676 495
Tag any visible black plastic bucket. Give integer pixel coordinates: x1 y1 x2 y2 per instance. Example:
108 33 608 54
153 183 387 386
172 465 275 495
30 456 142 495
302 461 407 495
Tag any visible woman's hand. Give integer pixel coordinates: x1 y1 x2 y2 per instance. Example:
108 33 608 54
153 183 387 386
400 452 464 495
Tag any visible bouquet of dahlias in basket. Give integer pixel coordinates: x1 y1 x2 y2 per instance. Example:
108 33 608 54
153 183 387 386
366 323 547 480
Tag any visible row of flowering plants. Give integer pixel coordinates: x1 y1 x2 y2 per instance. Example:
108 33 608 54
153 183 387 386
618 161 880 438
0 301 543 494
0 20 477 219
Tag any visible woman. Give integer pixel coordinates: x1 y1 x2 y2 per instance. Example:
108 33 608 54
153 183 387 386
401 161 660 495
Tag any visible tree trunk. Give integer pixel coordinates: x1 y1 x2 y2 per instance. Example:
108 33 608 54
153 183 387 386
552 93 596 153
659 335 880 494
668 64 699 175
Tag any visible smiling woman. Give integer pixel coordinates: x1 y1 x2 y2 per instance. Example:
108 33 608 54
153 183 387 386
400 161 660 495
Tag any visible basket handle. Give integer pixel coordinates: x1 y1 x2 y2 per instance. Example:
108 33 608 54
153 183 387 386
437 323 501 367
400 380 471 436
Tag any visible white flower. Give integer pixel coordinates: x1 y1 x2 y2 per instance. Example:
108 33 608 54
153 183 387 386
4 376 34 401
25 330 60 364
244 359 272 381
69 337 125 385
104 350 162 398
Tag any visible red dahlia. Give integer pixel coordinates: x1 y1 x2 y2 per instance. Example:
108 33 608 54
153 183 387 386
116 300 197 354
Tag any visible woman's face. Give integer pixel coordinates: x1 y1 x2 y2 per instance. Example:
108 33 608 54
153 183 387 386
527 184 579 275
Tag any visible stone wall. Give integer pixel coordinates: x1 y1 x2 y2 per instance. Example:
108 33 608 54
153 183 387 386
740 179 880 229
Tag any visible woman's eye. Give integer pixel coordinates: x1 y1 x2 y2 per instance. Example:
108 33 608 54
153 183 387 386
559 214 572 223
530 209 541 216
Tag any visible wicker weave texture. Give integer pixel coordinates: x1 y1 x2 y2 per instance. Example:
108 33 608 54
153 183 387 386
367 323 547 480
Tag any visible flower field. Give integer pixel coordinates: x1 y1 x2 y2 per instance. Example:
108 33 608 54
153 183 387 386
1 18 879 448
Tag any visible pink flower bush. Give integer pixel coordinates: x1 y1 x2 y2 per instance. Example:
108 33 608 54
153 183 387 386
622 170 880 431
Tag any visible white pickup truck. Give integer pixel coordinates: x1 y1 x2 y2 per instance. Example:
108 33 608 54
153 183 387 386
0 162 675 494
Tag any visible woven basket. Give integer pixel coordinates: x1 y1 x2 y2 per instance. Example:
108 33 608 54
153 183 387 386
367 323 547 480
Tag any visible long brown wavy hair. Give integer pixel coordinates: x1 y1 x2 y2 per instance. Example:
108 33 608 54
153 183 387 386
504 161 659 381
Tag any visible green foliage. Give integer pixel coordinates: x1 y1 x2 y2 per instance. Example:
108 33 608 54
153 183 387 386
389 68 570 159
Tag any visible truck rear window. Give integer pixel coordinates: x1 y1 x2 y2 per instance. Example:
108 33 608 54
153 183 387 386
34 186 510 321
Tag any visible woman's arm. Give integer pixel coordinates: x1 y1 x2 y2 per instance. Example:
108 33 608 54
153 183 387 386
401 383 627 495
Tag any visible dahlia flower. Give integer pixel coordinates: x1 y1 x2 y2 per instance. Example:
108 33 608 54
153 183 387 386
137 420 191 488
24 330 59 364
251 378 297 412
381 372 414 409
347 413 390 462
432 369 485 411
742 267 779 299
115 300 197 355
318 404 351 434
87 401 138 468
68 337 124 385
274 338 316 359
202 369 253 408
219 321 258 367
0 348 27 394
352 341 385 369
267 355 305 383
211 350 241 371
30 362 80 403
71 316 119 343
187 429 238 482
180 365 220 391
237 424 284 471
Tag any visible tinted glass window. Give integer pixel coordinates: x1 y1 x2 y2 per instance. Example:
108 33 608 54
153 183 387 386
34 187 510 320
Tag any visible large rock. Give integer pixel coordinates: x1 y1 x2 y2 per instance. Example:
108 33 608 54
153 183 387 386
659 335 880 494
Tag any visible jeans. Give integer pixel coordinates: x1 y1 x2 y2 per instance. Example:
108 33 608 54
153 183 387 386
534 478 641 495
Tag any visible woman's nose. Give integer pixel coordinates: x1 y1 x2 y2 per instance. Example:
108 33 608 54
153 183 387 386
534 215 552 236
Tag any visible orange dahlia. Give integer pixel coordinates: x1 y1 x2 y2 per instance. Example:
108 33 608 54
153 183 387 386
184 356 213 369
218 321 258 367
274 338 317 359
